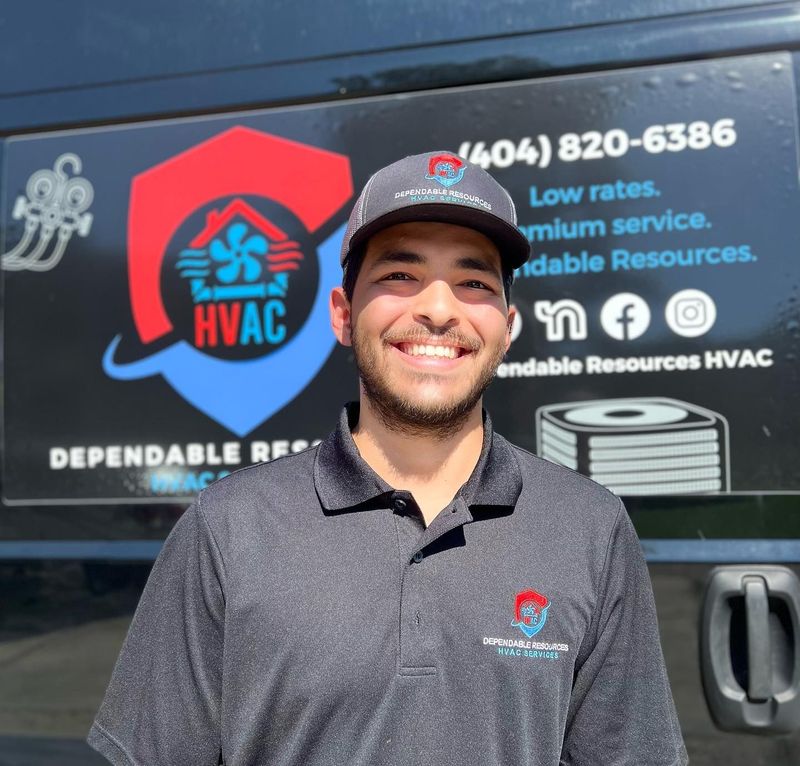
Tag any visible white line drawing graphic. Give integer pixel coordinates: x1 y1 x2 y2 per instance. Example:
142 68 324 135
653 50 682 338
533 299 587 341
535 397 731 495
2 153 94 273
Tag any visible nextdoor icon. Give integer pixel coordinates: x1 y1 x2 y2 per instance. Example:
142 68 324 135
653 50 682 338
533 299 587 341
600 293 651 341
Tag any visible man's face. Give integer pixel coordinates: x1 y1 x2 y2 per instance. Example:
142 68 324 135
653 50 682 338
330 221 515 434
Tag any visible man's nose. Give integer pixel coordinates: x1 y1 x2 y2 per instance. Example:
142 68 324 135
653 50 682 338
412 279 459 329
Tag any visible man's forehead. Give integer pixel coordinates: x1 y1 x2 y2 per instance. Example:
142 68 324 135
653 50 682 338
364 221 502 271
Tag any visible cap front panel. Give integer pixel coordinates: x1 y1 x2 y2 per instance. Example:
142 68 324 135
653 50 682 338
365 152 499 223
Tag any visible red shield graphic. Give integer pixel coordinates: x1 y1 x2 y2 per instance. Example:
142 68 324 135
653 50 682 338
127 126 352 343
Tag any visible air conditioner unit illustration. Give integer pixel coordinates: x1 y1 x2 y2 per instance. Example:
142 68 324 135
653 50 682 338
535 397 730 495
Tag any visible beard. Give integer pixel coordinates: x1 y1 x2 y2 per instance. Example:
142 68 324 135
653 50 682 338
351 324 506 440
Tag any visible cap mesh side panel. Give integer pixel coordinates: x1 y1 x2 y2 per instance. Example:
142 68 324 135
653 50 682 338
341 173 377 264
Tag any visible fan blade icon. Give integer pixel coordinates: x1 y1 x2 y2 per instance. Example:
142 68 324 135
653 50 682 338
210 222 267 284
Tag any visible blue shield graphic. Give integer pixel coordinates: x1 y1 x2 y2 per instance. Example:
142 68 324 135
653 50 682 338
104 226 343 436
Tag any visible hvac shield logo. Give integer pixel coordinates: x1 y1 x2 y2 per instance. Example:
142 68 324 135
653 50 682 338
511 589 550 638
103 127 352 436
425 153 465 188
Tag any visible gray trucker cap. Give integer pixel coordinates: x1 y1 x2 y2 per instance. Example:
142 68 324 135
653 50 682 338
340 151 531 269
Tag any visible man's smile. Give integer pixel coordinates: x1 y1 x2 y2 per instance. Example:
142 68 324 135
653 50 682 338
392 341 470 360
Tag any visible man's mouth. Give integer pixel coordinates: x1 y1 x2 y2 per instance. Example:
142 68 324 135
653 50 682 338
393 342 469 360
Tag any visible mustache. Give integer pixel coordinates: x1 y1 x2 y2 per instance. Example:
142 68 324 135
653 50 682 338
381 327 481 353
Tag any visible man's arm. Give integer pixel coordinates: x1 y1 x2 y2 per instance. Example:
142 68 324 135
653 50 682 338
560 498 688 766
88 498 225 765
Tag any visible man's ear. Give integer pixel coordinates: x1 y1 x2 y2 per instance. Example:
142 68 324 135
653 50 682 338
504 304 517 353
330 286 352 346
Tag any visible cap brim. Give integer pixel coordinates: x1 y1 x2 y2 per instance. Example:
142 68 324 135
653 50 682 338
346 203 531 270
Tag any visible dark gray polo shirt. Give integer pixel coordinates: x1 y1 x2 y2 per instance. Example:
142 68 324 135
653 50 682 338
88 405 687 766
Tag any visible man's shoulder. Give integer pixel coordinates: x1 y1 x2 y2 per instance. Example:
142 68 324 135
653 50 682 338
502 436 622 517
499 437 630 575
198 442 321 510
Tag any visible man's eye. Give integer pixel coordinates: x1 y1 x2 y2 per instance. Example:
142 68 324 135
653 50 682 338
382 272 413 281
462 279 490 290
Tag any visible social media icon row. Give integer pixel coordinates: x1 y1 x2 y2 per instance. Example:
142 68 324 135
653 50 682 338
529 289 716 342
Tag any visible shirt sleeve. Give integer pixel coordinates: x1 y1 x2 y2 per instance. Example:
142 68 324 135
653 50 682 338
560 498 688 766
87 498 225 766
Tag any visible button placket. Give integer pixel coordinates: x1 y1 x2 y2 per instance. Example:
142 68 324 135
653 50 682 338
398 545 434 673
392 496 434 673
394 495 475 675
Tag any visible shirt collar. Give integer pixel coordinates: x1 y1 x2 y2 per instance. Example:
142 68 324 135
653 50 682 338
314 402 522 512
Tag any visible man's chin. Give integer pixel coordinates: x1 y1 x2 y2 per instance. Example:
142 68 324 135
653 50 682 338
362 386 482 436
352 330 500 435
379 380 477 413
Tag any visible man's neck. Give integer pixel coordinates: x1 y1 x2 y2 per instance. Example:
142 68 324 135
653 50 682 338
351 397 484 526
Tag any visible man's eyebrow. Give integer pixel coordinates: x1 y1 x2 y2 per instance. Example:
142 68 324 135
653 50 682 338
456 255 498 274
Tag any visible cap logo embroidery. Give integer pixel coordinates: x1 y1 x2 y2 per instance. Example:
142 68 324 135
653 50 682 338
425 153 466 188
511 589 550 638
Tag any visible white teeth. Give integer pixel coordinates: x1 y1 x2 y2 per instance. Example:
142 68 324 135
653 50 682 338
403 344 458 359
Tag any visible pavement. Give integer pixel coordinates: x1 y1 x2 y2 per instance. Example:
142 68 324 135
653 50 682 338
0 614 128 764
0 735 108 766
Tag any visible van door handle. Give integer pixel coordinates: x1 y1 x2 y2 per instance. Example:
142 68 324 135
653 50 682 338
744 576 771 702
701 565 800 733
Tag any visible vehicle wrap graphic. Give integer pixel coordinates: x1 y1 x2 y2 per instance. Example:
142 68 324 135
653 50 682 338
1 153 94 273
102 127 352 436
2 52 798 502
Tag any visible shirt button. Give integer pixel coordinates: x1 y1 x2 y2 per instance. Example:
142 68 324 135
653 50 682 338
393 497 407 512
412 551 424 563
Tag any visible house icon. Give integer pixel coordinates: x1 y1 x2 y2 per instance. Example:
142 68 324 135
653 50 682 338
189 198 289 249
188 198 304 276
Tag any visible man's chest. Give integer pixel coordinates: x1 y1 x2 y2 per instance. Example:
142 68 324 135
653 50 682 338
221 508 595 705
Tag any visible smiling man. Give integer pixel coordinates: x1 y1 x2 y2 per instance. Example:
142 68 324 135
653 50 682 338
330 219 514 525
88 152 687 766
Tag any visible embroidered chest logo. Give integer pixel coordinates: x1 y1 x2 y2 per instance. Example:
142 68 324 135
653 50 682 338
481 589 568 660
512 589 550 638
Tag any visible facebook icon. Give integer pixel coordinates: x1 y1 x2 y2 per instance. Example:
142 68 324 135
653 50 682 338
600 293 651 341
